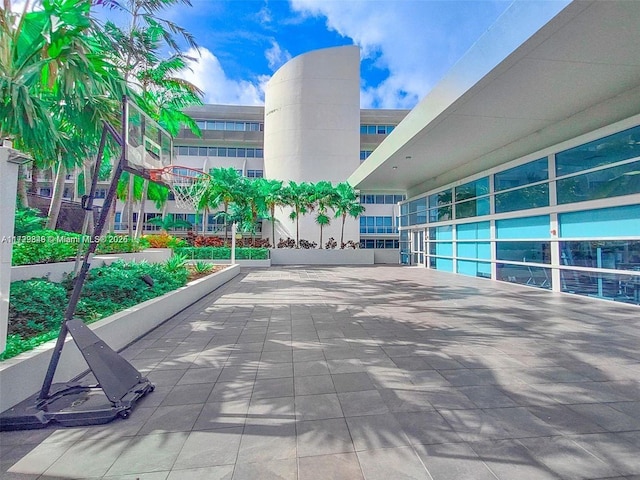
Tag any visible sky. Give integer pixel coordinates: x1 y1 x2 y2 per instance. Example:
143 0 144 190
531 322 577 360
94 0 566 110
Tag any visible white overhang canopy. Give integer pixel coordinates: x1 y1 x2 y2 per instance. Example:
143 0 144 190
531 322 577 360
349 0 640 198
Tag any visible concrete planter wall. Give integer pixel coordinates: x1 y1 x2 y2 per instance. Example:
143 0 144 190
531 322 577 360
11 248 172 282
0 264 240 413
270 248 373 265
192 259 271 268
373 249 400 264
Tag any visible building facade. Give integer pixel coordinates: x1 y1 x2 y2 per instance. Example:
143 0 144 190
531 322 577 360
349 0 640 305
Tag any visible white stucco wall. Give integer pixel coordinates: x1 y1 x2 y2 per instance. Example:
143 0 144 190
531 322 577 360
264 45 361 246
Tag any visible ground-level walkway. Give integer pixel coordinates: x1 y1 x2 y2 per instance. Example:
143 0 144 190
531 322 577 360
2 265 640 479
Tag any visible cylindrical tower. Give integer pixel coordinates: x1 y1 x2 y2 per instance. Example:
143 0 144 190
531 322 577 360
264 45 361 246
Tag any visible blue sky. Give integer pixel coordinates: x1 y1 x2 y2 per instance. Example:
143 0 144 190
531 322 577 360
99 0 568 109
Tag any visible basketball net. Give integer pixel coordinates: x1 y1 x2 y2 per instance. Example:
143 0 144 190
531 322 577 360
150 166 211 211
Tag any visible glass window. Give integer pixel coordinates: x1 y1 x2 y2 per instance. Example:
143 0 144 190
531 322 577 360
561 269 640 305
214 121 225 130
496 241 551 264
408 197 427 213
377 126 386 134
428 189 452 208
455 197 490 219
455 177 489 202
188 146 198 156
227 148 237 157
495 184 549 213
208 147 218 156
178 146 189 155
457 221 490 240
428 206 452 222
237 148 246 157
246 148 255 158
556 125 640 177
198 147 208 156
457 260 491 278
561 240 640 271
457 242 491 260
256 149 264 158
496 215 550 239
217 147 227 157
387 126 395 134
367 125 376 135
196 120 206 129
395 195 406 203
360 125 367 134
559 205 640 238
497 264 551 289
494 158 548 191
431 257 453 272
557 159 640 205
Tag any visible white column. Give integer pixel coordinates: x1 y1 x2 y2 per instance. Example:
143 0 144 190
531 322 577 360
231 223 237 265
0 146 31 352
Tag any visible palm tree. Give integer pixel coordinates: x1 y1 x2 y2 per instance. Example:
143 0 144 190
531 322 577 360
257 178 283 248
208 167 243 244
147 215 191 233
313 181 336 249
333 182 366 248
281 181 315 248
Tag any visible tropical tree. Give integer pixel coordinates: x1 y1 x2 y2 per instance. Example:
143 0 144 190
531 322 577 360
147 214 191 233
259 178 283 247
0 0 124 210
333 182 366 248
281 181 315 248
313 181 336 249
208 167 243 244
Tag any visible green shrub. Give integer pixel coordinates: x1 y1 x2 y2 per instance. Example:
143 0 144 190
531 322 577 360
193 261 215 274
8 279 67 336
96 234 144 254
11 229 81 265
14 208 45 236
174 246 269 260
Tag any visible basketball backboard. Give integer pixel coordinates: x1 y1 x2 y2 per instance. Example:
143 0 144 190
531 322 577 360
124 98 172 180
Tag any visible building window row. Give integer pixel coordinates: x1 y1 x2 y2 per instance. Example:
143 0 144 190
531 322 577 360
195 120 263 132
360 124 396 135
175 145 264 158
360 216 397 234
360 238 400 249
360 150 373 161
399 121 640 306
360 194 405 204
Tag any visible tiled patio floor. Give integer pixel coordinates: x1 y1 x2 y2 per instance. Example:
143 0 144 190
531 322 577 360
2 265 640 479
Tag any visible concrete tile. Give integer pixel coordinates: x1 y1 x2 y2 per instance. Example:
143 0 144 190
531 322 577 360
231 458 297 480
458 385 519 408
295 393 344 421
193 399 250 430
237 423 296 462
173 427 243 469
338 390 389 417
294 360 331 376
394 411 463 445
247 396 295 426
469 439 560 480
177 367 222 385
294 374 336 395
256 362 294 379
298 452 364 480
356 446 431 480
331 372 376 392
414 442 497 480
297 417 355 457
327 358 366 374
138 404 203 434
346 413 410 451
166 465 233 480
161 383 215 406
252 377 294 399
105 432 188 476
378 388 434 413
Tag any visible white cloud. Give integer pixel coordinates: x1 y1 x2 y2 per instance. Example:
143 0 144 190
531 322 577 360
265 40 292 71
290 0 511 108
178 48 267 105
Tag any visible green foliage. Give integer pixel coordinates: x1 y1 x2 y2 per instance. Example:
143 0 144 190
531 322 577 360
8 279 67 336
74 260 188 320
11 230 143 265
164 253 188 273
13 208 46 236
192 261 215 274
11 229 81 265
175 247 269 260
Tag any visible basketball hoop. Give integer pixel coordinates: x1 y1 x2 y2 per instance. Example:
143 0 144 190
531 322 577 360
150 166 211 210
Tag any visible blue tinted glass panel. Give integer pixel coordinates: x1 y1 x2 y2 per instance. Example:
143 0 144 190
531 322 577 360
408 198 427 212
495 184 549 213
494 158 548 191
561 240 640 271
497 264 551 289
496 215 550 239
559 205 640 238
435 242 453 256
478 242 491 260
400 203 408 215
560 269 640 305
556 125 640 177
557 160 640 205
455 177 489 201
428 206 452 222
496 241 551 264
435 225 453 241
455 197 490 219
457 221 491 240
428 189 452 207
432 257 453 272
